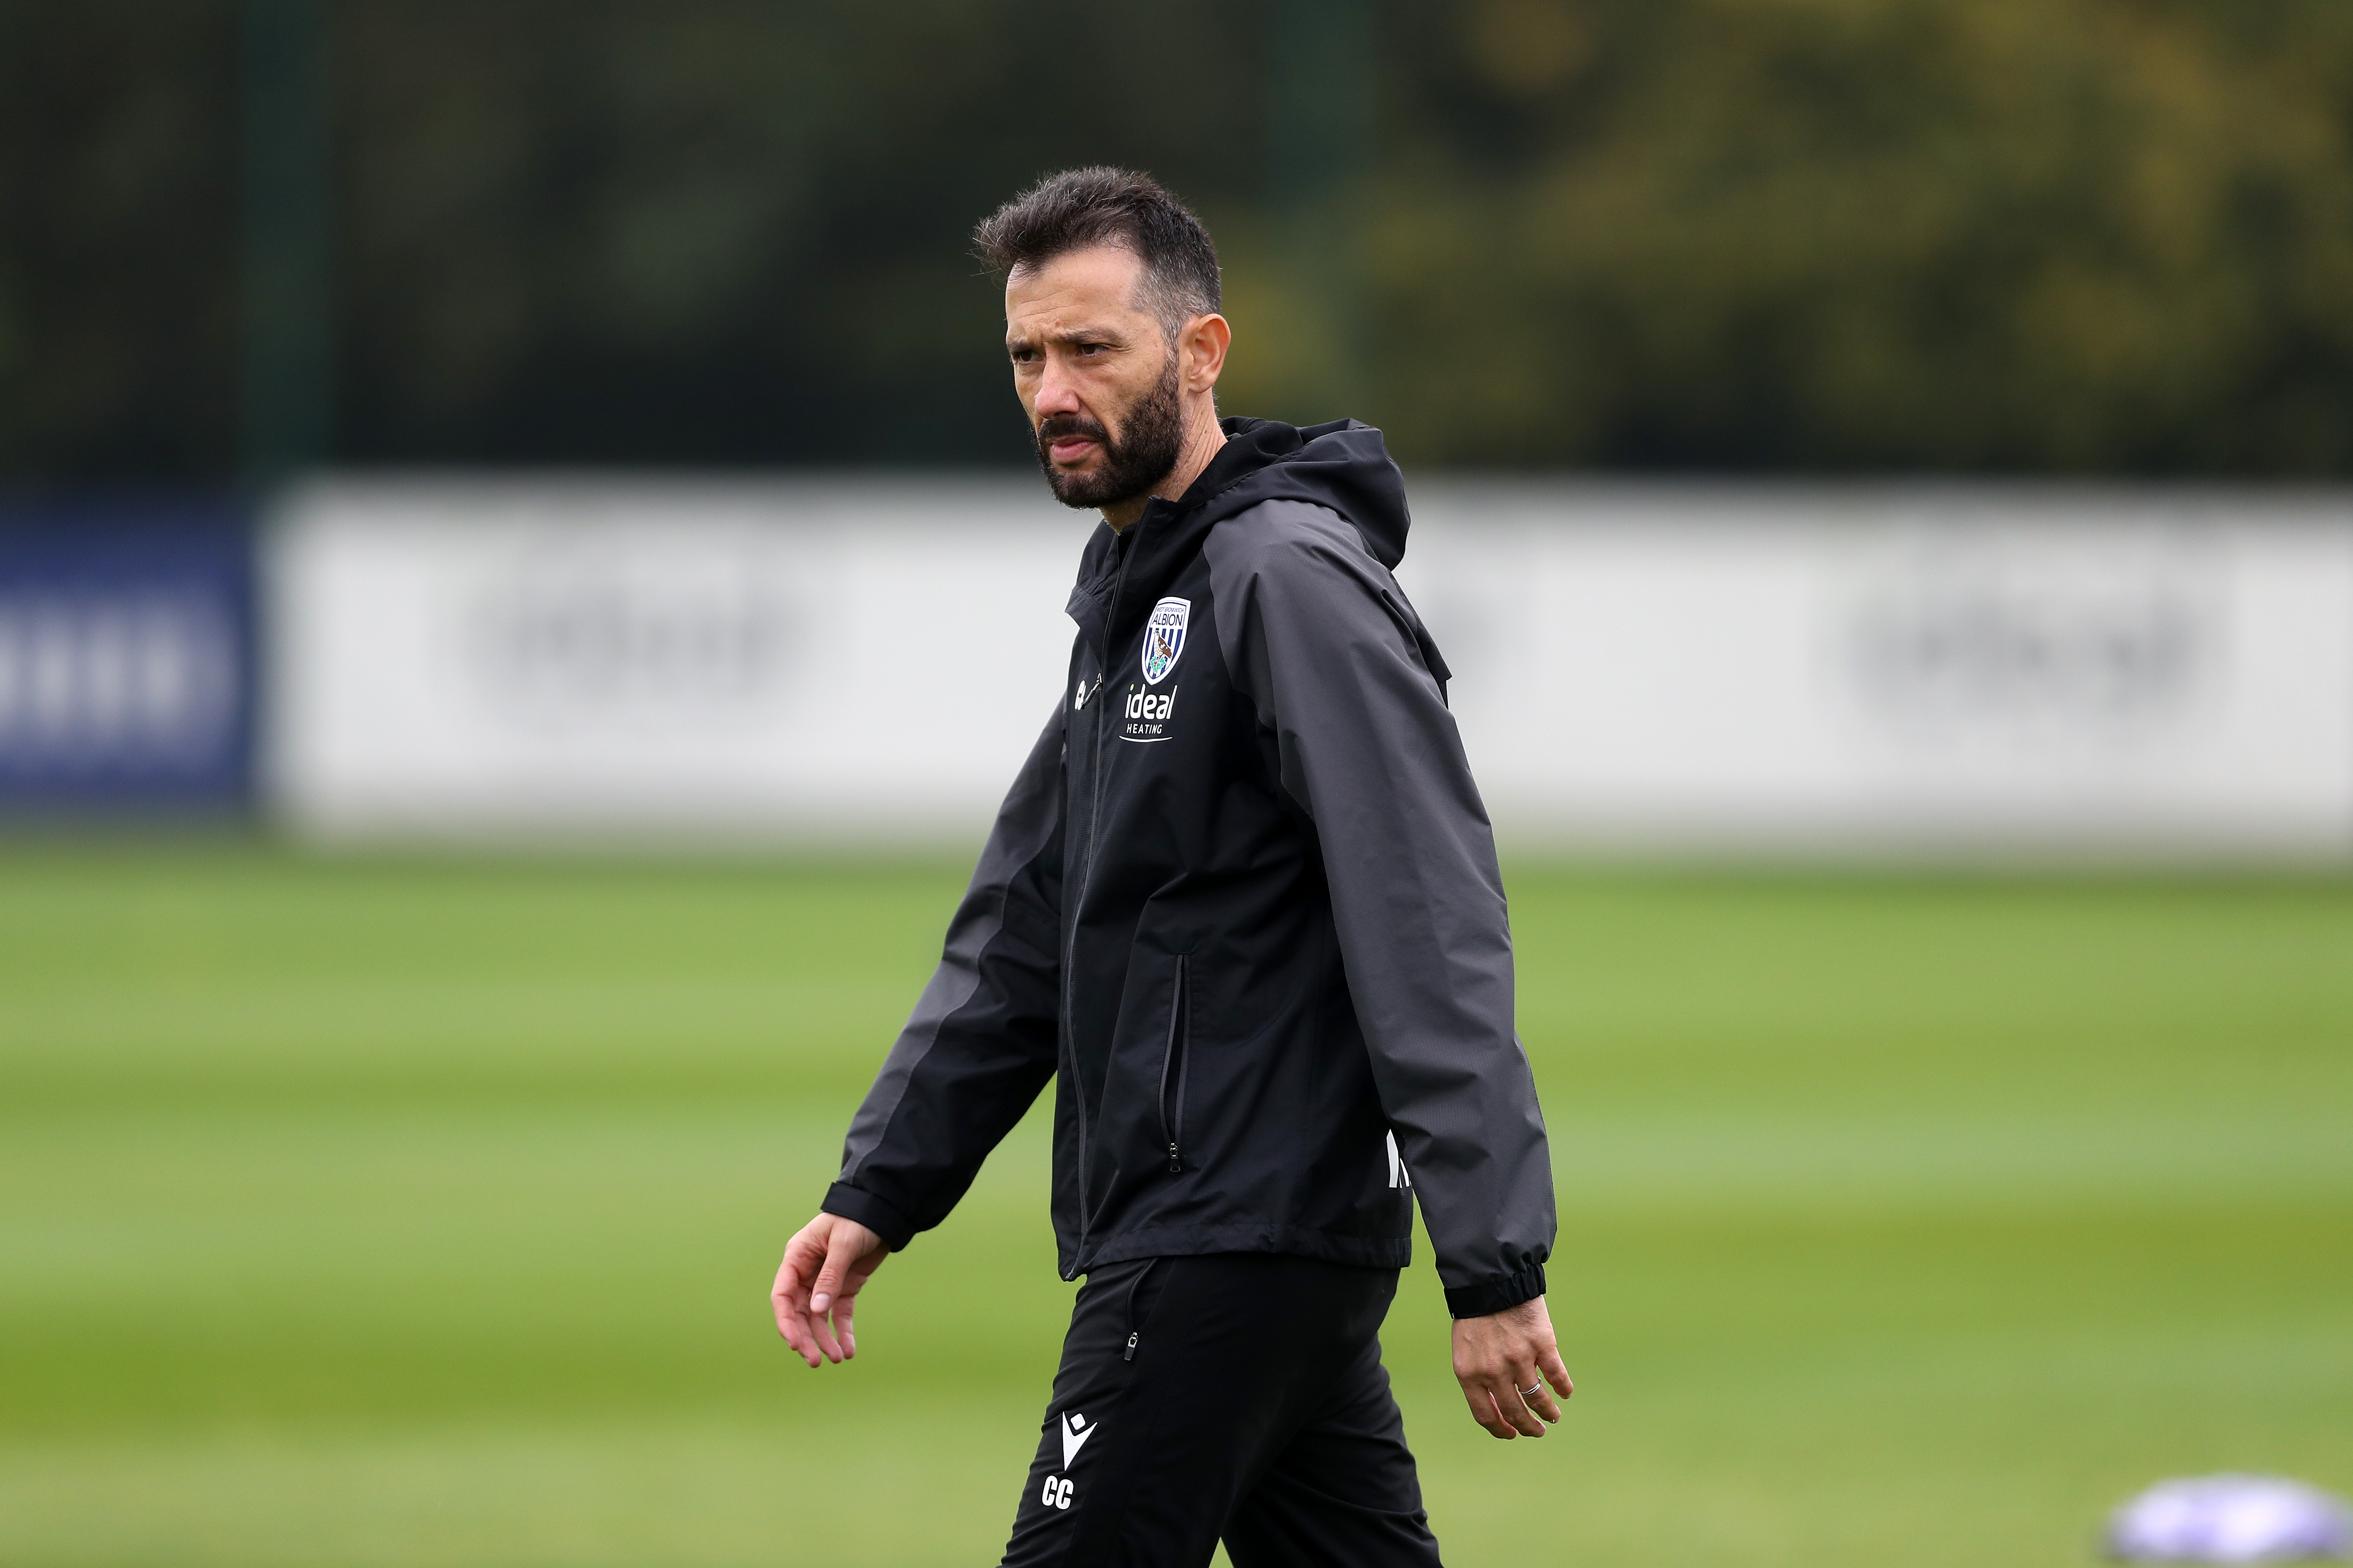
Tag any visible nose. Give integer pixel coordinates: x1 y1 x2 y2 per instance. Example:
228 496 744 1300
1032 359 1083 422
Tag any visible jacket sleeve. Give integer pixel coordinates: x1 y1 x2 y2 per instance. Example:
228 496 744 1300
820 697 1066 1250
1205 500 1555 1317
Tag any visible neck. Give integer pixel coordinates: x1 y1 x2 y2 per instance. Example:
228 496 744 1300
1102 406 1227 534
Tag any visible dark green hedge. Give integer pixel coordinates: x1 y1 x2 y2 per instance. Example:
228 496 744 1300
4 0 2350 476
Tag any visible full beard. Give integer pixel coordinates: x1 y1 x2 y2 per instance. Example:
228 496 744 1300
1033 357 1185 511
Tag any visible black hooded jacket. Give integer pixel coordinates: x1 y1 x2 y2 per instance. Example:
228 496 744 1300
821 417 1555 1318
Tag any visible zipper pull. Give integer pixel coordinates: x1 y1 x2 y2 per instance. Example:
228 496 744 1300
1123 1331 1139 1362
1167 1143 1182 1175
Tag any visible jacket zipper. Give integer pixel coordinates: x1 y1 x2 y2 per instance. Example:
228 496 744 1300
1063 530 1133 1273
1157 955 1190 1174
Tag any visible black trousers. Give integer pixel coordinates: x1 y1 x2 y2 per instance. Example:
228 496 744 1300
999 1252 1446 1568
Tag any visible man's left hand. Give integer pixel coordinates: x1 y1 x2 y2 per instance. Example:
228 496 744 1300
1452 1296 1573 1439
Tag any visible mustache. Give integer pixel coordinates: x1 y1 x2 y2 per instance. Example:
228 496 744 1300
1037 414 1110 446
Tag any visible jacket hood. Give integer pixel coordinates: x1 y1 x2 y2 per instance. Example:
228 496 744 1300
1179 417 1412 569
1068 417 1411 658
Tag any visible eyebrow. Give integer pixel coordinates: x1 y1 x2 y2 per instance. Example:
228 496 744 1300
1005 324 1132 353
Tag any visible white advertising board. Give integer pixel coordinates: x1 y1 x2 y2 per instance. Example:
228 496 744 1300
1403 483 2353 858
268 476 2353 859
267 476 1084 843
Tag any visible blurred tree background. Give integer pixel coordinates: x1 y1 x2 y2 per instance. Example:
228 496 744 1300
5 0 2353 479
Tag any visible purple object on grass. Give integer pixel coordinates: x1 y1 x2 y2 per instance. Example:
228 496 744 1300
2109 1476 2351 1563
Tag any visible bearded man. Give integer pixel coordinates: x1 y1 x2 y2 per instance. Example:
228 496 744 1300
772 166 1565 1568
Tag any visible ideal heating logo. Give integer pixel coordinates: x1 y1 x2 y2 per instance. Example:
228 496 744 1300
468 538 795 721
1118 683 1178 743
1845 541 2216 743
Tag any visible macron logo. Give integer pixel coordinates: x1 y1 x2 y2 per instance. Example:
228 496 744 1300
1060 1411 1097 1470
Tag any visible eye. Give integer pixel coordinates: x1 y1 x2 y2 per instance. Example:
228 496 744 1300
1076 341 1108 357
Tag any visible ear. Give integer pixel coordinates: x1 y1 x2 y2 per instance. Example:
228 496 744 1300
1181 313 1232 395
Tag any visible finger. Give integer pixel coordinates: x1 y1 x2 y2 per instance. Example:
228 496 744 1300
1505 1363 1562 1439
807 1236 857 1363
1496 1372 1548 1437
1462 1381 1518 1439
1539 1344 1575 1403
834 1289 858 1360
775 1232 836 1369
807 1300 845 1364
1458 1378 1497 1436
1514 1364 1562 1427
769 1275 799 1341
775 1295 820 1368
1487 1385 1536 1439
770 1258 820 1368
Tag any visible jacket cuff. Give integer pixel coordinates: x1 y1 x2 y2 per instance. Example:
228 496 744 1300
1445 1261 1547 1319
821 1183 916 1252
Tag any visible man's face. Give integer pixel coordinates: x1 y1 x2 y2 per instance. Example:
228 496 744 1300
1004 245 1184 510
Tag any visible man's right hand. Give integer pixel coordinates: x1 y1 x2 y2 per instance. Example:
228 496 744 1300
771 1212 889 1368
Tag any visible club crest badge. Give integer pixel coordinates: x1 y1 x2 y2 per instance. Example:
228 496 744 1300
1141 597 1190 686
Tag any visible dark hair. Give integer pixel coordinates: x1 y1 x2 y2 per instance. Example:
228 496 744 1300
972 166 1222 335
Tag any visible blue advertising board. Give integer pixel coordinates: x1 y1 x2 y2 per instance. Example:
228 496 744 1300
0 497 255 810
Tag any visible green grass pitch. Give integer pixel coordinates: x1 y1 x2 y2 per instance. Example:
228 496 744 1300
1 844 2347 1566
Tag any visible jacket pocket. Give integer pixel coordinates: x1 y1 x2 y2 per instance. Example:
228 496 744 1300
1156 956 1191 1175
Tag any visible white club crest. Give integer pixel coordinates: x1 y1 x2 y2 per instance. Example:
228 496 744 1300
1141 597 1190 686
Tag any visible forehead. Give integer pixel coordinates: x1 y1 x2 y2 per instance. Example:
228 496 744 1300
1004 244 1152 333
